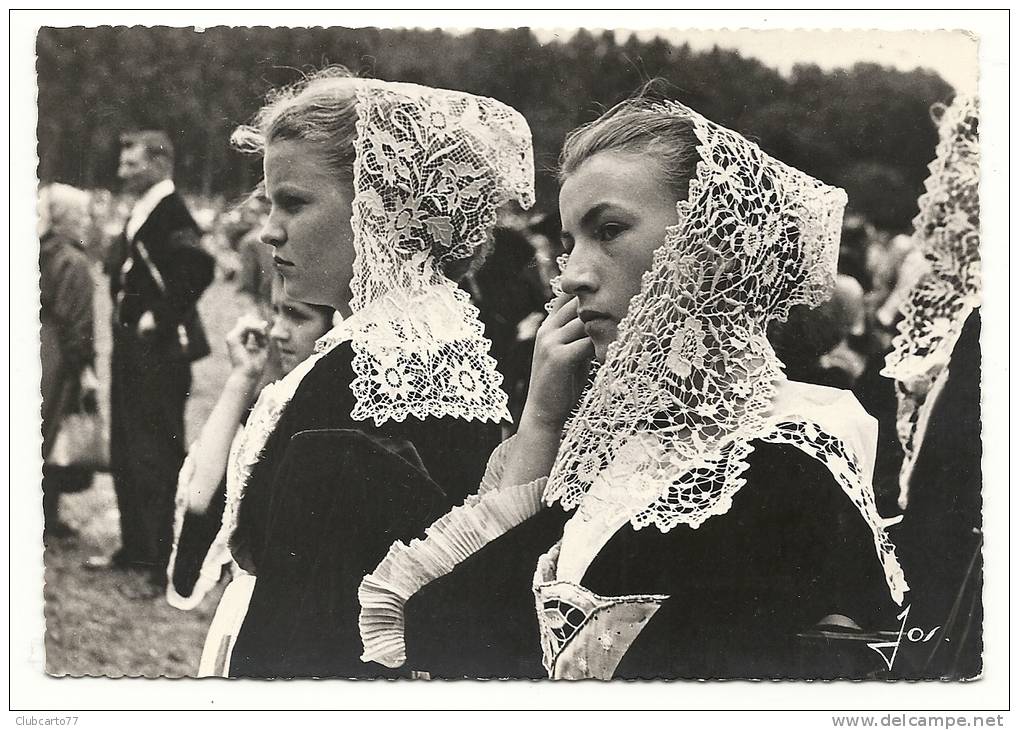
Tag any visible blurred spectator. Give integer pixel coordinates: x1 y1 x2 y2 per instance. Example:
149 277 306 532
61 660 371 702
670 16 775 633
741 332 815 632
817 275 869 384
770 269 905 510
234 195 274 313
191 204 219 237
527 211 565 299
875 236 930 331
167 274 334 609
463 225 549 428
84 188 131 265
39 183 99 538
769 274 867 390
838 213 877 291
91 130 216 599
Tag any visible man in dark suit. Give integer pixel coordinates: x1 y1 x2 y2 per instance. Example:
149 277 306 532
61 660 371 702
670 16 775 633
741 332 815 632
88 130 214 598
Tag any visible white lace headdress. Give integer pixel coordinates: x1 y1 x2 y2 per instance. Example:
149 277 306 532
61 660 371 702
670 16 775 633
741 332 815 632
318 79 535 425
881 95 980 507
544 100 907 602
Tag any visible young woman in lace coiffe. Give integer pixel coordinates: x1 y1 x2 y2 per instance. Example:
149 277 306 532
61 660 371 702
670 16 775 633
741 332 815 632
358 92 909 680
191 68 535 678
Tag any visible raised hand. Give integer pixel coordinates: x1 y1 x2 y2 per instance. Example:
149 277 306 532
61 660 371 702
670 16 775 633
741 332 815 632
520 293 595 436
225 313 271 385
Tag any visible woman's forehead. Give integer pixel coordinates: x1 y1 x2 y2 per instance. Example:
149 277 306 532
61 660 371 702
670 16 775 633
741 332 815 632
263 139 333 183
559 151 671 224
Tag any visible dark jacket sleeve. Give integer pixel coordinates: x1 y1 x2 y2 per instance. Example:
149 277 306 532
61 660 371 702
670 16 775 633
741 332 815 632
229 429 448 678
169 477 228 599
403 505 570 679
145 227 215 332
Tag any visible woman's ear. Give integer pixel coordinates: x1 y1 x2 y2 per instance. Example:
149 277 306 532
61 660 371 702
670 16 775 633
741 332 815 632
929 102 948 126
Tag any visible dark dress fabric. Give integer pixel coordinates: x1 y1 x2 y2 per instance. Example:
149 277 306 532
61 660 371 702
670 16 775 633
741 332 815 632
107 192 213 362
106 191 215 576
404 441 897 679
887 310 982 680
228 342 500 678
171 415 247 599
169 476 228 599
404 503 573 679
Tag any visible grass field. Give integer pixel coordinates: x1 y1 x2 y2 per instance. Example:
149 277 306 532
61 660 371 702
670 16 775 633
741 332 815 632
44 268 248 677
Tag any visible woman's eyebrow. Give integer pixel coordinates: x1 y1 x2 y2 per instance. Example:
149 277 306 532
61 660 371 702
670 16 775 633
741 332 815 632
271 182 311 196
562 202 617 239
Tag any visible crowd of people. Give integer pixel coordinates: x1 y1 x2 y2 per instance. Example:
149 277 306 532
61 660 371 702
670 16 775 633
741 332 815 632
38 70 980 681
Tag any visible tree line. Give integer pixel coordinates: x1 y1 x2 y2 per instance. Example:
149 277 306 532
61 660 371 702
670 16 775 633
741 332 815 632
37 26 955 230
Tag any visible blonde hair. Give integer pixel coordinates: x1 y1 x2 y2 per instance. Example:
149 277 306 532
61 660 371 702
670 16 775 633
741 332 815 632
232 66 359 184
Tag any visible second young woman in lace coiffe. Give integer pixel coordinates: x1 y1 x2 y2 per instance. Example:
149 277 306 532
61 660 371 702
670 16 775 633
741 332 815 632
359 91 909 680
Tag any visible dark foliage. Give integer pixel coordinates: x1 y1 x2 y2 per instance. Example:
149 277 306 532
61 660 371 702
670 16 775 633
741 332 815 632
37 26 953 230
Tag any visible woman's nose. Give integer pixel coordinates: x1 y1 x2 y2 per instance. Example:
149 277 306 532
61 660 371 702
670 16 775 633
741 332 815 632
260 213 284 248
559 243 599 296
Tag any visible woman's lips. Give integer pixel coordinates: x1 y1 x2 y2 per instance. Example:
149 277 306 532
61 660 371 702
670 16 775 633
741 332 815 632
578 309 611 324
578 310 613 338
273 255 295 267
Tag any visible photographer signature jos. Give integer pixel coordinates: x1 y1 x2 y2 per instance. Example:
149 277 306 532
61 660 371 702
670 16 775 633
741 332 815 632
868 604 942 671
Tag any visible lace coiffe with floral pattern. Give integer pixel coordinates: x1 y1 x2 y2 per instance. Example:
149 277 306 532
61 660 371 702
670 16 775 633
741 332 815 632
881 95 980 508
320 79 536 426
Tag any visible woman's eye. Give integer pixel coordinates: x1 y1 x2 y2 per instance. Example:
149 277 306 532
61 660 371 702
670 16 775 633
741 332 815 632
279 195 305 212
598 222 626 241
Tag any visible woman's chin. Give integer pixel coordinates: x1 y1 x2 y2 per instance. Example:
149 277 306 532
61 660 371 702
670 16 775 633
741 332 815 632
279 276 302 300
583 321 617 365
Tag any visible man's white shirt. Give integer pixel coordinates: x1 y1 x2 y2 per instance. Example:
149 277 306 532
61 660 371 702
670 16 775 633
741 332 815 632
125 178 175 242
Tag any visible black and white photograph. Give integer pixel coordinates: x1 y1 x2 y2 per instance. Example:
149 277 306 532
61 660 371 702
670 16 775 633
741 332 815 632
9 7 1010 720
